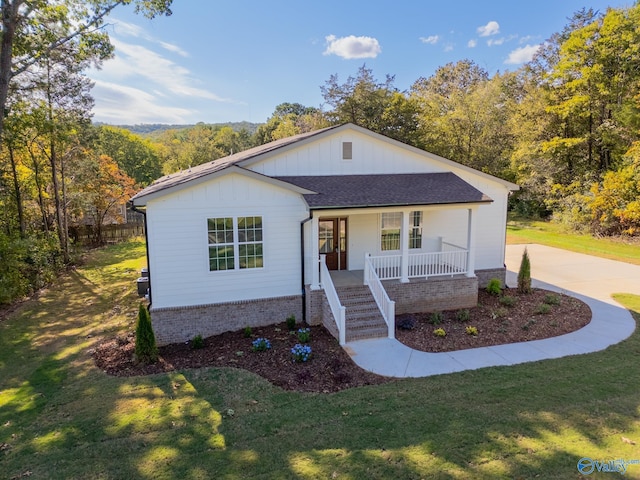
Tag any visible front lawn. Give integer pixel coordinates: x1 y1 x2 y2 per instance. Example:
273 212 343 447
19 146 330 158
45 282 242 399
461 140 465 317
1 239 639 479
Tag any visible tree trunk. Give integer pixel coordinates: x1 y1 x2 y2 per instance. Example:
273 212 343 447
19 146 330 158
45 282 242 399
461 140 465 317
0 1 22 143
7 143 25 236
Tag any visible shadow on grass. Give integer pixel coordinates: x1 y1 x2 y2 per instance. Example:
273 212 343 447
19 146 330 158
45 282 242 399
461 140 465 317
2 239 640 479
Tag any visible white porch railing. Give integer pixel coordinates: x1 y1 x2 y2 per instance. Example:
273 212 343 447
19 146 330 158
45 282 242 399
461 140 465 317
364 254 395 340
370 242 469 280
319 255 346 345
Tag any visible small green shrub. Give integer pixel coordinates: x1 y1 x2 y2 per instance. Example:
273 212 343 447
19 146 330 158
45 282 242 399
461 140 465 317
486 278 502 296
396 314 416 330
535 303 552 315
251 337 272 352
499 295 517 307
456 309 470 322
465 326 478 336
297 327 310 343
544 294 561 306
491 307 508 319
135 303 158 364
243 326 253 338
191 334 204 349
522 318 537 330
286 314 296 331
433 328 446 337
429 311 443 325
518 247 532 294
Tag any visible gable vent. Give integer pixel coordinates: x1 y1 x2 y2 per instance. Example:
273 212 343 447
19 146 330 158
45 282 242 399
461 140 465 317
342 141 353 160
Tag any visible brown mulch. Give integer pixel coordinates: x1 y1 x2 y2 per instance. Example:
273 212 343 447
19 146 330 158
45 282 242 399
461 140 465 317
395 288 591 352
93 288 591 393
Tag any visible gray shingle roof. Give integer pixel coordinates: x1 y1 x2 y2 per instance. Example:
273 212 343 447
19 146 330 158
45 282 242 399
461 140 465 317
274 173 492 209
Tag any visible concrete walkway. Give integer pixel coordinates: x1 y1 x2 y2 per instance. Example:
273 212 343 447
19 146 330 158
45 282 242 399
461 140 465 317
345 244 638 377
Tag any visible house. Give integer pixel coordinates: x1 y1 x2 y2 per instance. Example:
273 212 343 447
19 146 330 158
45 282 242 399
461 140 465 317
130 124 519 346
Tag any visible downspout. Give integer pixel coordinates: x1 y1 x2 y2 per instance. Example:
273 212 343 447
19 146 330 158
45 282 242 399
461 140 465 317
300 211 314 324
130 202 152 307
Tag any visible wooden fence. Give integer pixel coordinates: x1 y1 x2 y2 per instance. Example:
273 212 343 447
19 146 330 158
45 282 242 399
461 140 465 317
69 224 145 245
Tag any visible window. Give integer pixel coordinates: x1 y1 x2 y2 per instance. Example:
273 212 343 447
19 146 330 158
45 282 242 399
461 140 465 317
208 216 263 271
409 211 423 249
380 211 422 251
342 141 352 160
381 212 401 251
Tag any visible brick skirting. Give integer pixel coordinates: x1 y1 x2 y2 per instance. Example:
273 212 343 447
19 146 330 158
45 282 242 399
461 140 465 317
383 275 478 314
150 295 302 346
475 267 507 288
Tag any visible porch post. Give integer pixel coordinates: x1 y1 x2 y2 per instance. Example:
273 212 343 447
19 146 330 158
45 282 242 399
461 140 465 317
310 215 321 289
400 210 410 283
466 207 476 277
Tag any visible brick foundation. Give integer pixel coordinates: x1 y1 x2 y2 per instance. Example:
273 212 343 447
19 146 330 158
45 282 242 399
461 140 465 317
305 286 339 341
150 295 302 346
383 275 478 314
475 267 507 288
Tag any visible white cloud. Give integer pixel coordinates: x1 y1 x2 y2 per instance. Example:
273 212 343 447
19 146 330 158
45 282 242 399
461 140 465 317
467 39 477 48
111 19 189 57
505 44 541 64
323 34 381 59
487 38 505 46
444 44 454 52
420 35 440 45
477 21 500 37
103 38 228 102
91 80 195 124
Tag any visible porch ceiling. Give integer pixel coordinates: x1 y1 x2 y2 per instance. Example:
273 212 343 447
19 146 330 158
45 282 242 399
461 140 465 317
275 172 492 210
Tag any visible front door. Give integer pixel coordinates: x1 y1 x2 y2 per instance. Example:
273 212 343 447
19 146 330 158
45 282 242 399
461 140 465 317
319 218 347 270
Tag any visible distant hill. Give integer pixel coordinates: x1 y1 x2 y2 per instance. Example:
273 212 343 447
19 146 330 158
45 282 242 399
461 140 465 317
93 121 262 136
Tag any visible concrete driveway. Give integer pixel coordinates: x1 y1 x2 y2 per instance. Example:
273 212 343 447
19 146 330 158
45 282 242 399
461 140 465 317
346 244 638 377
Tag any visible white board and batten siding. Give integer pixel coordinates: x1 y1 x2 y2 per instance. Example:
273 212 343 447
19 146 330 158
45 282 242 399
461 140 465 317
146 173 308 309
249 128 513 273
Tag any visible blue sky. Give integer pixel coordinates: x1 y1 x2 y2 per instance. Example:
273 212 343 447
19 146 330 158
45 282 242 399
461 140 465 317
88 0 631 125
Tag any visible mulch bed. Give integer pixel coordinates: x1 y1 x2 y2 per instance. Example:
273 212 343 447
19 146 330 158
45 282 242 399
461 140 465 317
93 288 591 393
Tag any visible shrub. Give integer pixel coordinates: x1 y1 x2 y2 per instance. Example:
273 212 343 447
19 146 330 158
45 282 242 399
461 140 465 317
191 334 204 349
486 278 502 295
433 328 446 337
522 318 537 330
535 303 552 315
251 337 271 352
286 314 296 331
297 327 310 343
465 326 478 336
499 295 517 307
243 326 253 338
429 311 443 325
456 309 470 322
396 314 416 330
544 293 561 305
291 344 312 362
518 247 532 294
135 303 158 364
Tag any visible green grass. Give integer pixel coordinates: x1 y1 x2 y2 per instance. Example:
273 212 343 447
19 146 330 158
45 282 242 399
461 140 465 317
2 239 640 479
507 215 640 265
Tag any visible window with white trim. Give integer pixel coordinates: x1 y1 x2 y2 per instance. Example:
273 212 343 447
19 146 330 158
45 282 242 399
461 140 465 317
208 216 263 271
409 211 423 249
380 211 423 251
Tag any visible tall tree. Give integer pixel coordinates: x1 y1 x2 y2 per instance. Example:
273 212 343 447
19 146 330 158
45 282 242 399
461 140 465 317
0 0 173 145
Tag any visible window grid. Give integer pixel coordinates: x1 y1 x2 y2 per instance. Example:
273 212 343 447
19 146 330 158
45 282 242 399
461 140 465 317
409 211 423 249
208 216 263 271
381 212 402 251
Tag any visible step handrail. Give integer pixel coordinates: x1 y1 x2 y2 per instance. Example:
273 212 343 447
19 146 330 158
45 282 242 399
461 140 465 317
319 255 347 345
364 253 395 340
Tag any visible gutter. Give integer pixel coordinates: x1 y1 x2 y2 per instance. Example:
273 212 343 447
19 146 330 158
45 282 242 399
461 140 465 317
130 202 152 307
300 211 314 324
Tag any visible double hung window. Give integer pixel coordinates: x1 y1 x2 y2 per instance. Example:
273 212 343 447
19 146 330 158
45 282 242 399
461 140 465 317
208 216 263 271
380 211 423 251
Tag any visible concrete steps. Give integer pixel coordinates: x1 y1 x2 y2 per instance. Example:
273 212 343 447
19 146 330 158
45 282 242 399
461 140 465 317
336 285 389 342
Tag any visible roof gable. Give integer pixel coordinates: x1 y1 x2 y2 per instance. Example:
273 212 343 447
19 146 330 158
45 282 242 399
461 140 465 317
131 123 518 206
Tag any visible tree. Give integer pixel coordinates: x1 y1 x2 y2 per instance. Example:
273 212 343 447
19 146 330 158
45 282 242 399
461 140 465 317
71 153 137 244
517 247 532 294
0 0 174 145
135 303 158 364
253 102 328 144
92 126 162 185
